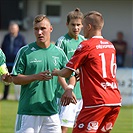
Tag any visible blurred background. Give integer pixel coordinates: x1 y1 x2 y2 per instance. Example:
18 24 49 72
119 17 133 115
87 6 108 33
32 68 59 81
0 0 132 104
0 0 132 67
0 1 132 132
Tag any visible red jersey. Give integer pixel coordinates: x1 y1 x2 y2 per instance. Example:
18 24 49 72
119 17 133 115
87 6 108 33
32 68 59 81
66 36 121 108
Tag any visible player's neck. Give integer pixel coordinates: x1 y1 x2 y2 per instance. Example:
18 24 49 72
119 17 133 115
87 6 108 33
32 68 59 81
89 31 102 39
37 41 51 48
68 32 78 40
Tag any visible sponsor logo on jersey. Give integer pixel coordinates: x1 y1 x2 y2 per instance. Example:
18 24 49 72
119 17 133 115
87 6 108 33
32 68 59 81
87 121 98 131
101 122 113 132
78 123 85 129
30 58 42 63
100 41 109 44
52 56 59 66
96 44 115 49
31 47 36 51
96 41 114 49
101 82 117 89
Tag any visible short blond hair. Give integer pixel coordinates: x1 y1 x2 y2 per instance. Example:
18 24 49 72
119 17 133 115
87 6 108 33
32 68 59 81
33 14 51 24
84 11 104 30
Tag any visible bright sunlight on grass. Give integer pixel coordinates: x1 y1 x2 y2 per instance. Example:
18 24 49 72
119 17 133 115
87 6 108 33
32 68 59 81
0 100 18 133
0 100 133 133
0 81 133 133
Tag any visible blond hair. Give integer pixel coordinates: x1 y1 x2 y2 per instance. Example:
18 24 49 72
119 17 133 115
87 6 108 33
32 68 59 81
84 11 104 30
33 14 51 24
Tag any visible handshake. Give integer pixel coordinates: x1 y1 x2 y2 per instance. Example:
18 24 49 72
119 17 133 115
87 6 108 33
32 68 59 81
42 68 60 79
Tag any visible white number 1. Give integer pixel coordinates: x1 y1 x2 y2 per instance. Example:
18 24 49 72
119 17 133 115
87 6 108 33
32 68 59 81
99 53 117 78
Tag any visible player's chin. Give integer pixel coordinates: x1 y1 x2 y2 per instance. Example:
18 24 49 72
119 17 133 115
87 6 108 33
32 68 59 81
74 31 79 35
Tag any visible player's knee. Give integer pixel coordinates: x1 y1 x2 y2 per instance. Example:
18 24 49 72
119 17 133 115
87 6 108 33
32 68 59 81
100 122 113 132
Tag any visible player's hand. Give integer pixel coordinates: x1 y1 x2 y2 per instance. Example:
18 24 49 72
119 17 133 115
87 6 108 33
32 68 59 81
51 68 59 76
35 70 52 81
1 73 12 84
61 89 77 106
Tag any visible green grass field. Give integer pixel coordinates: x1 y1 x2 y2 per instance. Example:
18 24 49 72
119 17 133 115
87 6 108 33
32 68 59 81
0 82 133 133
0 100 133 133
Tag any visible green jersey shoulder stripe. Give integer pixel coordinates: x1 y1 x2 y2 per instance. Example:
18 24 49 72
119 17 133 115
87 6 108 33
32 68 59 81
11 45 29 75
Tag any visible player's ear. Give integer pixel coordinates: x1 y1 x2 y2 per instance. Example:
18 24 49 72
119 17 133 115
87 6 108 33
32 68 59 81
50 25 53 32
87 24 91 31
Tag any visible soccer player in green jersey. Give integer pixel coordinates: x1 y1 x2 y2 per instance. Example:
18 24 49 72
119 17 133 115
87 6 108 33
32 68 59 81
11 14 76 133
0 48 12 84
55 8 85 133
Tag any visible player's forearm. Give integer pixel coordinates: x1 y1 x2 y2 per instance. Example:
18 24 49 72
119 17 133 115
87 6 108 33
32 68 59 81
58 76 76 91
68 76 76 87
58 77 68 90
12 74 37 85
58 68 73 78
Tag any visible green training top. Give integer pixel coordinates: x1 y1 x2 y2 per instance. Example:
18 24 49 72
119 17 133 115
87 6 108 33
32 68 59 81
12 42 68 116
0 48 6 66
55 33 85 99
0 49 8 75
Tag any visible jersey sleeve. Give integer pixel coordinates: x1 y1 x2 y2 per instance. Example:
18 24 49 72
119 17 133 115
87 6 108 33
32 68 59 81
0 49 9 75
66 41 89 71
60 48 69 69
57 45 75 79
0 49 6 66
11 47 26 76
55 36 65 50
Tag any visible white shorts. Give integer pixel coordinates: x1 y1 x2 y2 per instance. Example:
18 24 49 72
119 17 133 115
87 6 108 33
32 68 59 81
58 98 83 128
15 114 61 133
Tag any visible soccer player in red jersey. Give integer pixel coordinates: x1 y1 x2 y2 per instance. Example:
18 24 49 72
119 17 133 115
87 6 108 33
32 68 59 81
52 11 121 133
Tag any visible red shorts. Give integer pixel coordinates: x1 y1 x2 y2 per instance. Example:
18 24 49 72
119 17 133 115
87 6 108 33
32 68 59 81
72 106 121 133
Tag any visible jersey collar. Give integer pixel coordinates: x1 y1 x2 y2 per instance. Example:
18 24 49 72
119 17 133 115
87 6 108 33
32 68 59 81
92 36 103 38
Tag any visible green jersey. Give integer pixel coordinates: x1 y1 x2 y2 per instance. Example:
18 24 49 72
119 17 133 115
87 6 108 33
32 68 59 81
12 42 68 116
0 49 8 75
0 48 6 66
55 33 85 99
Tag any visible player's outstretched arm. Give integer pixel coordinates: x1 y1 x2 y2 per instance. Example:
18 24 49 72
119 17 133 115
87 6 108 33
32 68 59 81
52 68 73 78
12 70 53 85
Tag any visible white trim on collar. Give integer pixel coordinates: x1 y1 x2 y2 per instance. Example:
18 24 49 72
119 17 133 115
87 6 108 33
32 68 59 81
92 36 103 38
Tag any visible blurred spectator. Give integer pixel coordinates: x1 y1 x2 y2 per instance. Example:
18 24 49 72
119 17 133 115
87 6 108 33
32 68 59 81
1 21 26 100
112 31 127 67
